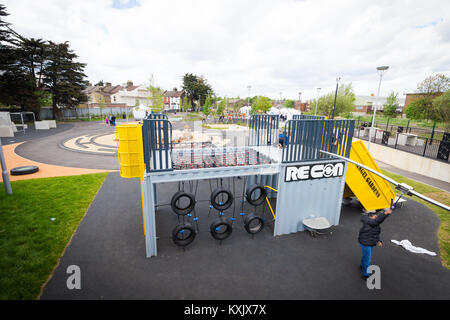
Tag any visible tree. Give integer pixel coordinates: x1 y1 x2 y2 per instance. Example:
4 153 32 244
42 41 88 119
315 83 355 117
405 98 427 120
251 96 272 113
147 75 164 112
431 90 450 126
95 80 104 86
383 91 398 118
182 73 213 110
417 74 449 95
0 5 88 119
202 94 213 118
216 98 226 117
284 99 295 108
181 96 191 112
406 74 450 121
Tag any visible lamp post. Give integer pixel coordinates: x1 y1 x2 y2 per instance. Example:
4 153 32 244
315 87 321 116
368 66 389 151
331 77 341 119
247 85 251 109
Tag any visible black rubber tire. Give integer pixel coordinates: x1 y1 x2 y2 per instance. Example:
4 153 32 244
170 191 196 215
172 223 196 247
245 184 267 206
210 217 233 240
210 187 234 211
244 213 265 234
10 165 39 176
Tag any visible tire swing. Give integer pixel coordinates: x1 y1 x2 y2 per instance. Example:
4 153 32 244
172 222 196 247
209 185 234 240
210 187 234 211
170 187 197 247
242 184 267 235
210 216 233 240
171 190 196 216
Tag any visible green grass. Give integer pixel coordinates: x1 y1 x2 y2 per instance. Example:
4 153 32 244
0 173 108 300
381 169 450 269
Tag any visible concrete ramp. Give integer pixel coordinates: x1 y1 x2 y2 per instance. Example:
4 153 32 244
344 140 396 211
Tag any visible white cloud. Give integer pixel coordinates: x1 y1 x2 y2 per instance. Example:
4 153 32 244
3 0 450 100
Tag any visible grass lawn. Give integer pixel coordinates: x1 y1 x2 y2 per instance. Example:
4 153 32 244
0 173 108 300
381 169 450 269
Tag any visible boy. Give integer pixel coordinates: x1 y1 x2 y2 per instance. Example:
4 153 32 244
358 208 392 278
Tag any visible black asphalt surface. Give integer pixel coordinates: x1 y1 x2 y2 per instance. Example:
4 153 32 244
0 123 74 145
13 121 119 170
41 172 450 300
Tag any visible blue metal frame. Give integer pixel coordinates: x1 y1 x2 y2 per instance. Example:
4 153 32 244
292 115 325 120
142 118 173 172
248 114 279 146
282 119 354 163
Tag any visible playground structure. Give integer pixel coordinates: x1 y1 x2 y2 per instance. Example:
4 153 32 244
115 113 449 258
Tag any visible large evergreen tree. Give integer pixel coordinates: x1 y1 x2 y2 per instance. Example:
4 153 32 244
0 4 88 119
182 73 213 110
42 41 88 119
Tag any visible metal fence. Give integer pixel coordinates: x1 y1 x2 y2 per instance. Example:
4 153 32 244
292 115 325 120
248 114 279 146
142 118 173 172
354 127 450 163
282 119 355 163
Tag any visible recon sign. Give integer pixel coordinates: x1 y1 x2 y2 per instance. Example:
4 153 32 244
285 161 345 182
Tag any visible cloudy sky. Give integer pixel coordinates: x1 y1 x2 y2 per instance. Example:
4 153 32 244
3 0 450 100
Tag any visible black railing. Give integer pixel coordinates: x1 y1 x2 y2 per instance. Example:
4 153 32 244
354 128 450 163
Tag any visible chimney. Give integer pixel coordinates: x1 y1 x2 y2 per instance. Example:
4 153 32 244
127 80 133 88
298 92 302 102
173 87 177 91
105 82 111 87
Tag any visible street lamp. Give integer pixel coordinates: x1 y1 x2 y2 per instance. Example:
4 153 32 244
315 87 321 116
368 66 389 151
331 77 341 119
247 85 251 108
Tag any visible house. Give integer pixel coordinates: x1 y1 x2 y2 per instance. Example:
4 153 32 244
163 88 185 111
110 81 150 107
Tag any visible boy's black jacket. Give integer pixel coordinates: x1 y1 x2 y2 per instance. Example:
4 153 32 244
358 212 389 246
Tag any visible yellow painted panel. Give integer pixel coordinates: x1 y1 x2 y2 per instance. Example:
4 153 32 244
345 140 396 211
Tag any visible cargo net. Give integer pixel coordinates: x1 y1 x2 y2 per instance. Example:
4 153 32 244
172 146 273 170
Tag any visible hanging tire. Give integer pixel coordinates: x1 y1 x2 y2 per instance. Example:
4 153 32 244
172 223 196 247
10 165 39 176
244 213 265 234
170 191 196 215
245 184 267 206
210 187 234 211
210 217 233 240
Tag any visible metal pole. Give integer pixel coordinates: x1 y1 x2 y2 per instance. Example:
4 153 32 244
430 120 436 144
331 79 339 119
315 87 321 116
368 73 383 150
0 139 12 194
21 113 25 134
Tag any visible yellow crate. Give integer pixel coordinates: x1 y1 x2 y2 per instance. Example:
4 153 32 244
345 140 396 211
115 124 145 178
